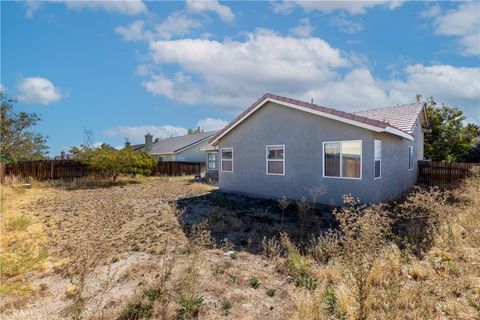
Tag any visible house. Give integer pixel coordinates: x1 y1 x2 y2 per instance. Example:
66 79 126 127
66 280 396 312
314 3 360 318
207 93 429 206
130 131 218 163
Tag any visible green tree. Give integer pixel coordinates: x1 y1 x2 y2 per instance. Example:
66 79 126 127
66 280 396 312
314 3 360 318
423 96 480 162
72 144 155 181
0 94 49 163
187 126 204 135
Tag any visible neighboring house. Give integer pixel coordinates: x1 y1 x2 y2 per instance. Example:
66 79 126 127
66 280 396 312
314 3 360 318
208 93 429 206
130 131 218 163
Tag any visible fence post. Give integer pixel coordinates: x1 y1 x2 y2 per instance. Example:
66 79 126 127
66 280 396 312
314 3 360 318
0 163 5 184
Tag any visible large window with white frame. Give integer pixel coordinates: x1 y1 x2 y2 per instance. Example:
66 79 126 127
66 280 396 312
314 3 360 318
221 148 233 172
374 140 382 179
408 146 413 170
266 145 285 175
323 140 362 179
207 152 217 170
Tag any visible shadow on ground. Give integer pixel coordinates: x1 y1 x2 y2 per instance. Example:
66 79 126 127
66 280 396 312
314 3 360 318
176 190 338 254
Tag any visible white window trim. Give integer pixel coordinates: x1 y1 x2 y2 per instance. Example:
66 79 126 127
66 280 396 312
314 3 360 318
220 148 233 172
322 140 362 180
206 151 218 171
374 140 382 180
266 145 285 176
408 146 414 170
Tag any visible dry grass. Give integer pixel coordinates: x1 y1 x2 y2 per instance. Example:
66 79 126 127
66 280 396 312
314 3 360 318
1 173 479 320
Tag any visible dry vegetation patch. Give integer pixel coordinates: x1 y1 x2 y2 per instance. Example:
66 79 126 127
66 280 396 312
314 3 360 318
1 173 479 320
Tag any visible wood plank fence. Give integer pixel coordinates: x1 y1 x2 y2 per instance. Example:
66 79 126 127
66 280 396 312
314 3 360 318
418 160 479 188
152 161 204 176
1 160 90 181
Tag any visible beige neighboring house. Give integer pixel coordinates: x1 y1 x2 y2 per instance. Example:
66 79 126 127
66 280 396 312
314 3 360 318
127 131 219 163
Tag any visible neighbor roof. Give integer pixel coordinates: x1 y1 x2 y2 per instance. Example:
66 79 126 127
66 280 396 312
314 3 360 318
210 93 418 145
353 103 428 134
146 131 219 155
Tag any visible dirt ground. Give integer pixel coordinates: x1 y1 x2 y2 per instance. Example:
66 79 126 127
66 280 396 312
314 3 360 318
0 176 313 320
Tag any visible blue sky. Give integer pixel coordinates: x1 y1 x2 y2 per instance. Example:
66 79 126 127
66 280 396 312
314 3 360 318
1 1 479 156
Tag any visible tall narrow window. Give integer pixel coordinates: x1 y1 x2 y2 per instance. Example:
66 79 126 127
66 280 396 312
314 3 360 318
408 146 413 170
207 152 217 170
324 140 362 179
221 148 233 172
374 140 382 179
266 145 285 175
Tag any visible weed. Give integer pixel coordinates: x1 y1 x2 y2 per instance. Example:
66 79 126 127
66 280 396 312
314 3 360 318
295 275 318 291
261 235 282 259
229 251 238 260
249 277 260 289
178 294 204 319
6 215 30 232
118 302 153 320
280 233 310 277
324 287 337 315
131 244 140 252
144 288 163 302
277 196 290 228
266 288 276 297
221 299 232 310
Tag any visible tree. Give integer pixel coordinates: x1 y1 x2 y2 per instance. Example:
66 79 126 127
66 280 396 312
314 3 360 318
423 96 480 162
72 144 155 181
187 126 204 135
0 94 49 163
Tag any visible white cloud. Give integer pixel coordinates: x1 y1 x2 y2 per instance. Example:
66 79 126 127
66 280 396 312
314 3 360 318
116 13 201 42
103 125 188 142
289 18 314 37
427 2 480 56
272 1 403 15
24 0 43 18
17 77 64 105
0 83 6 94
145 29 350 109
197 118 228 131
63 0 147 15
329 13 363 34
24 0 147 17
186 0 234 22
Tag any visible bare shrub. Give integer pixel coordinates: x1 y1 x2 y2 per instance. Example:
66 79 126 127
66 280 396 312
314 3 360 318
188 221 213 250
261 235 282 259
394 186 451 256
297 197 312 240
308 229 341 265
277 196 290 229
333 194 392 320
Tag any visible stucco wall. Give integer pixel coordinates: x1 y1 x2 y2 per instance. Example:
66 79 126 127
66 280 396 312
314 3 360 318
169 140 211 162
217 101 421 206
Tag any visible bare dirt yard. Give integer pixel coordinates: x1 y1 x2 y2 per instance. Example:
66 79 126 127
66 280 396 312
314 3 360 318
1 174 479 320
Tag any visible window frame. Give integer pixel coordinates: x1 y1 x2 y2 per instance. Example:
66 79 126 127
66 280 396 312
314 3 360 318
374 140 382 180
408 146 413 170
265 145 285 176
322 140 362 180
206 151 218 171
220 148 233 172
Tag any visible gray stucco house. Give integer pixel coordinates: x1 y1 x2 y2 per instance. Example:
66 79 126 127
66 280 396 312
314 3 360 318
129 131 218 163
207 93 429 206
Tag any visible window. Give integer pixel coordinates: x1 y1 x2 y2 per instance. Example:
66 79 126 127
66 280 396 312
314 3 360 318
221 148 233 172
374 140 382 179
408 146 413 170
266 145 285 175
323 140 362 179
207 152 217 170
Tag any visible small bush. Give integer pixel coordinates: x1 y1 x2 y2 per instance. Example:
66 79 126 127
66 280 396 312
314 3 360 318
261 236 282 259
295 275 318 291
249 277 260 289
266 288 276 297
178 295 204 319
308 230 341 265
280 233 310 277
221 299 232 310
6 215 30 232
118 302 153 320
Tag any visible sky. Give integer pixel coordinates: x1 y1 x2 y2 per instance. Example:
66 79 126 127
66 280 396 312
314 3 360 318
1 0 479 156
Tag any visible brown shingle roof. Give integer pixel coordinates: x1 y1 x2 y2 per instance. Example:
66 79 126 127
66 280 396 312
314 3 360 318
353 103 426 133
210 93 419 144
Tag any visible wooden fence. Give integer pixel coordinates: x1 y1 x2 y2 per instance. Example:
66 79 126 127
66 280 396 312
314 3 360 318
418 160 479 187
1 160 90 181
152 161 204 176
